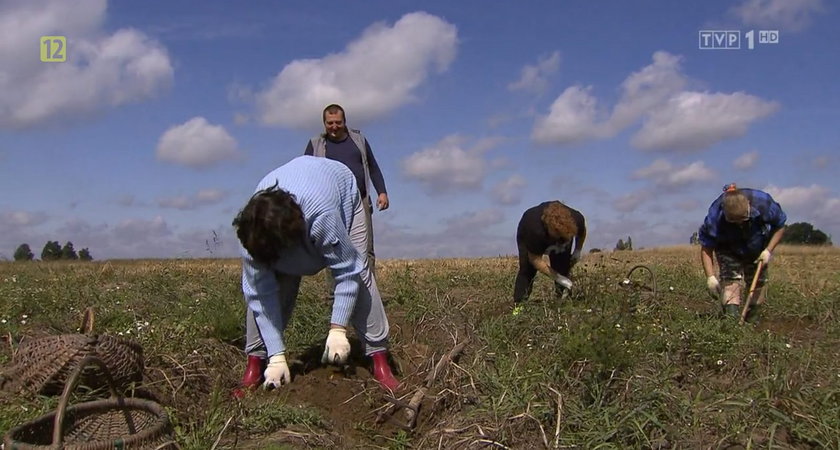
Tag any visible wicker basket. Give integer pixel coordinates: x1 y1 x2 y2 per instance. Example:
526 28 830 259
2 308 144 396
3 356 176 450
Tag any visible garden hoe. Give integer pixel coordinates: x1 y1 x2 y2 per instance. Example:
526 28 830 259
739 260 764 325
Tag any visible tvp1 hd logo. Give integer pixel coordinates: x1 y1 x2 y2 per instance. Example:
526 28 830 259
699 30 779 50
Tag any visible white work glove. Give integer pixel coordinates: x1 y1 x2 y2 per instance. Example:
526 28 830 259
554 273 573 290
754 249 772 265
263 353 291 389
570 249 581 267
322 328 350 365
706 276 722 299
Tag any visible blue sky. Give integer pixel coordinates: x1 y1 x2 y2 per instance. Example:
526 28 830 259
1 0 838 260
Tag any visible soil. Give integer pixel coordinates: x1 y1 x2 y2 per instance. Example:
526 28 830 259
137 307 469 448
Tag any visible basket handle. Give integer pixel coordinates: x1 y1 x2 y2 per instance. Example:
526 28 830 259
51 355 136 446
80 306 95 335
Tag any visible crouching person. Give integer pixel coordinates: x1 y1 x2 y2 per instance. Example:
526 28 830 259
513 201 586 313
233 155 399 394
698 183 786 323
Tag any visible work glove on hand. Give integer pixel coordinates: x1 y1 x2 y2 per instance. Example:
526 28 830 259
322 327 351 365
554 273 573 290
706 275 722 299
570 249 581 267
263 353 291 389
754 249 772 265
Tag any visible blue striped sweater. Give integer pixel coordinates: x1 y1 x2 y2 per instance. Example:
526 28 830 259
239 156 363 357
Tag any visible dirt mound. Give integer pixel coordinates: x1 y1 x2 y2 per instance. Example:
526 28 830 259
131 306 472 448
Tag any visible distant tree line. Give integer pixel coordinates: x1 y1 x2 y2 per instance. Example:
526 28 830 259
779 222 832 246
13 241 93 262
615 236 633 251
689 222 832 246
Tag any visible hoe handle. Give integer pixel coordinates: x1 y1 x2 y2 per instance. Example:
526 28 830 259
739 260 764 325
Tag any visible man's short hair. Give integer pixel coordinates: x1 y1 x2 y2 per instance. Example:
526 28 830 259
232 183 305 265
722 185 750 223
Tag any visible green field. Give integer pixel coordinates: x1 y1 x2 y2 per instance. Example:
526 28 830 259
1 245 839 449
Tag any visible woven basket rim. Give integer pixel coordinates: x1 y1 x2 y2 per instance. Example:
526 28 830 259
4 397 170 445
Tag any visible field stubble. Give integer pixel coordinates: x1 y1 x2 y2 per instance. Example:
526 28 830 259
0 245 838 449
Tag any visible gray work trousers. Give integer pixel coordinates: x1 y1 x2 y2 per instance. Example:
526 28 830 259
324 195 375 293
244 194 389 358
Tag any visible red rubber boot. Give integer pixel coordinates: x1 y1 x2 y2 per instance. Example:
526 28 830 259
370 351 400 392
233 355 265 398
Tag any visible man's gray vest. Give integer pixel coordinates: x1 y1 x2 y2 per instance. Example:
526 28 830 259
310 129 372 200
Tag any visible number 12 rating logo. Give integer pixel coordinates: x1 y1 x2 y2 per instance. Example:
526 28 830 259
40 36 66 62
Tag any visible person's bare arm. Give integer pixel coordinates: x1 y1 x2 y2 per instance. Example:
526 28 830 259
766 226 785 253
700 246 715 277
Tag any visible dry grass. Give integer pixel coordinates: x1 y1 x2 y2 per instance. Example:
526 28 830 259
1 245 838 448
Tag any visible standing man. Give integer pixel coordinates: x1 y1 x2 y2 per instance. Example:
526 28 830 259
698 183 787 323
513 201 587 315
235 156 399 393
305 104 389 273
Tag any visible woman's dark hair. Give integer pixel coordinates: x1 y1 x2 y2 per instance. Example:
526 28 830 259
232 182 305 265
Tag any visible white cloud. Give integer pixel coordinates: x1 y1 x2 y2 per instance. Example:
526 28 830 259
631 92 779 151
763 184 828 211
607 51 687 133
508 51 561 94
113 216 172 242
442 209 506 235
490 174 527 205
116 195 142 207
763 184 840 233
158 189 227 210
532 52 778 152
633 159 716 187
401 135 496 194
0 212 242 260
0 0 173 129
734 150 759 170
588 216 701 251
612 190 654 213
674 199 703 212
0 211 49 228
253 12 457 130
732 0 826 32
373 213 512 259
156 117 243 169
532 86 604 145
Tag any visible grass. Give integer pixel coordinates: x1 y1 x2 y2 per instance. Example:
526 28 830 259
1 245 838 448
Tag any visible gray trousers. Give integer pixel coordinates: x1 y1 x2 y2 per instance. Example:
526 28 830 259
324 195 375 292
244 195 389 358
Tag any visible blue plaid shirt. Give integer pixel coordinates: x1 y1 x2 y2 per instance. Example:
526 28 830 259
698 188 786 259
239 156 363 357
